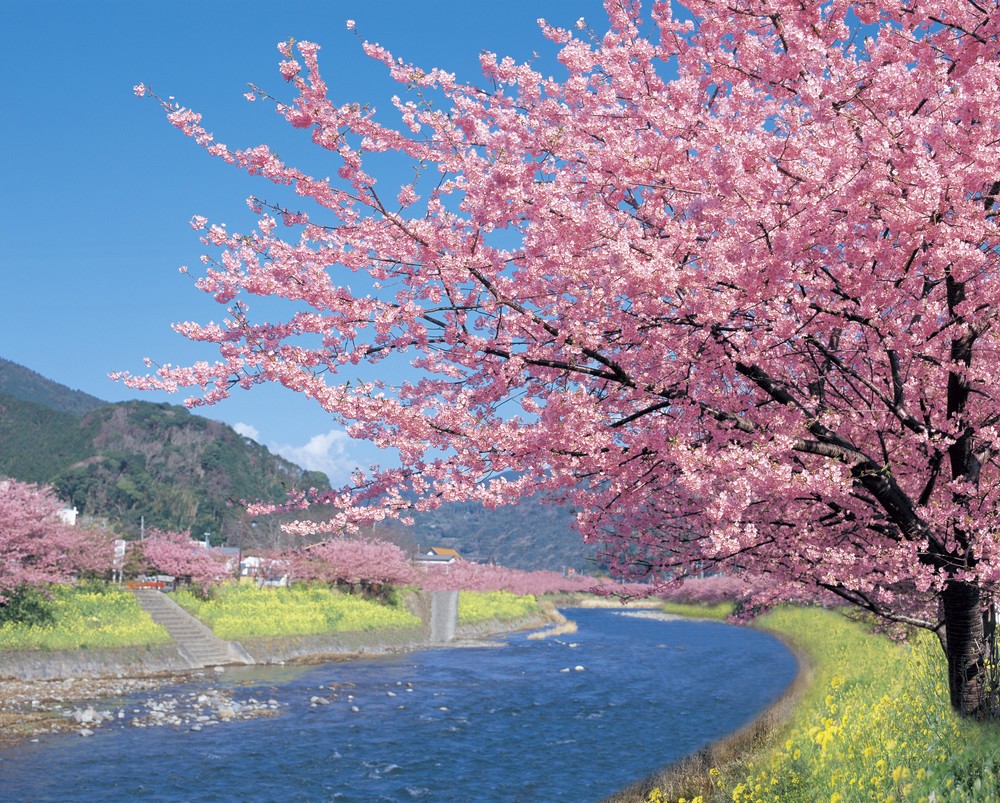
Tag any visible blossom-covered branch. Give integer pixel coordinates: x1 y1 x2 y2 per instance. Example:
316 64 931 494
122 1 1000 715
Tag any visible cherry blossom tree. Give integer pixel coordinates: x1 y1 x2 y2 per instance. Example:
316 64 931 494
136 529 231 590
237 551 289 586
416 560 631 596
0 480 113 595
285 537 416 591
121 1 1000 715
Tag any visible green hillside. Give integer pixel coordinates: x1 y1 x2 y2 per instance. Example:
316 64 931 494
0 358 105 416
0 367 329 542
403 495 598 573
0 392 97 484
53 400 330 540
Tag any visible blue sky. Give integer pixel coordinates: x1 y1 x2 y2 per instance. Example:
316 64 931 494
2 0 608 484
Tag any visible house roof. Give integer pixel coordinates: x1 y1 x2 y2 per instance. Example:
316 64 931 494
414 554 456 564
428 547 462 559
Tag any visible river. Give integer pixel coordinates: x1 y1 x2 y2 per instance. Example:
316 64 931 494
0 609 796 802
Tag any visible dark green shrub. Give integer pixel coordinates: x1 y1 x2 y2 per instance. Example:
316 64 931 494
0 584 55 627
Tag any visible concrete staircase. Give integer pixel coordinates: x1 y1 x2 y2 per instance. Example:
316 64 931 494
133 590 254 668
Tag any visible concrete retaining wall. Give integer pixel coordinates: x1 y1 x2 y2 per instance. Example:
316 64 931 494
430 590 459 643
240 626 429 664
0 644 193 681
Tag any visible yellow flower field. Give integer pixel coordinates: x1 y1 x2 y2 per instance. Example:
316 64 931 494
0 586 170 651
170 583 420 639
458 590 540 623
646 606 1000 803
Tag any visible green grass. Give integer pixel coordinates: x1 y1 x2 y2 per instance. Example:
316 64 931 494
635 605 1000 802
661 601 735 621
727 607 1000 802
170 583 420 639
0 585 170 651
458 590 540 623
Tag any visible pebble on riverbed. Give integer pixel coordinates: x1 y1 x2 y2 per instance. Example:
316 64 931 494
130 690 284 730
0 675 286 745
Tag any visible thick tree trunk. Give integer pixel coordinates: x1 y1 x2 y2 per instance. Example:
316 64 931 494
941 580 994 718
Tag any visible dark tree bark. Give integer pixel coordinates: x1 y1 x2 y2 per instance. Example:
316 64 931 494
941 580 991 718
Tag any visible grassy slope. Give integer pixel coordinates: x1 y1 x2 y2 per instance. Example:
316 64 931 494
0 585 541 650
458 590 541 623
170 584 421 640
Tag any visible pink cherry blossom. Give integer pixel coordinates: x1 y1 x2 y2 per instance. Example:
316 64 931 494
136 530 231 590
279 60 300 81
284 537 416 587
0 480 115 595
126 2 1000 715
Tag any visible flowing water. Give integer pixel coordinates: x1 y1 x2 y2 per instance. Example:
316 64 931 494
0 609 796 802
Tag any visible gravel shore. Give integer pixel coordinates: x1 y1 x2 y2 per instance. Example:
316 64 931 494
0 666 339 748
0 672 183 747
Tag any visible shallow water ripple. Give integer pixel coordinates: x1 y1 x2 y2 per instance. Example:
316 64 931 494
0 609 795 802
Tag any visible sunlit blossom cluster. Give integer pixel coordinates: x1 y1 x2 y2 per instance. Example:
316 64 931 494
122 0 1000 710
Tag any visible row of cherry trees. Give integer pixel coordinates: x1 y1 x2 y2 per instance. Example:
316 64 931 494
0 479 634 599
135 529 232 586
0 481 236 597
415 560 629 596
3 479 797 604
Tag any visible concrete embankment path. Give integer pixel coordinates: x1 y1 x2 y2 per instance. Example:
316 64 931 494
132 590 254 668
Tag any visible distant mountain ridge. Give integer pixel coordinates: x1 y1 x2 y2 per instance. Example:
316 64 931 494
0 358 329 542
0 358 106 416
402 492 597 573
0 391 95 484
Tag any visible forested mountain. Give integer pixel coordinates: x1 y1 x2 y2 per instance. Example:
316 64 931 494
400 494 598 574
0 392 94 484
0 361 328 542
0 358 105 416
0 359 599 571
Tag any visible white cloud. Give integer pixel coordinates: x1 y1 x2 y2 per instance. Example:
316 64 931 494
233 422 261 441
272 429 359 485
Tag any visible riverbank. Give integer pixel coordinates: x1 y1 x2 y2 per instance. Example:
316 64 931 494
602 605 1000 802
599 609 809 802
0 609 556 749
0 606 796 802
